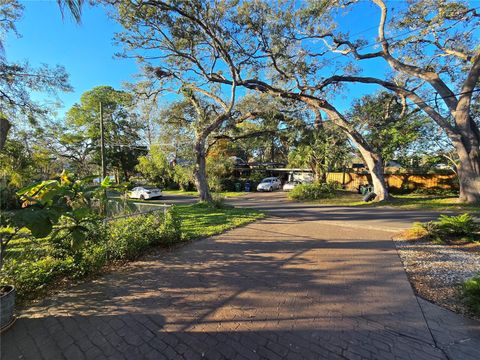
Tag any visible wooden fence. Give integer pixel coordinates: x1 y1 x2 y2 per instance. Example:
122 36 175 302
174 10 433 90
326 172 458 192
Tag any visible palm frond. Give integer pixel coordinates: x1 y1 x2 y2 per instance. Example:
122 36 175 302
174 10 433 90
57 0 84 23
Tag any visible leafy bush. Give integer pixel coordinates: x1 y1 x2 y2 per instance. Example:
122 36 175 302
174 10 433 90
462 274 480 314
106 212 167 260
412 187 458 196
2 256 76 297
3 207 182 300
209 194 234 209
416 213 479 243
161 206 182 244
288 182 338 201
436 213 479 238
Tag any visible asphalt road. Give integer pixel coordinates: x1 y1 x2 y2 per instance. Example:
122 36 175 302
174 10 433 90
228 191 446 232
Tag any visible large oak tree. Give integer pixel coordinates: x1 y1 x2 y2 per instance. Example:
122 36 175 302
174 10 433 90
109 0 393 200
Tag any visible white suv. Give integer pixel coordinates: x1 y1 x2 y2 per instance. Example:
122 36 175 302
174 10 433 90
256 177 281 192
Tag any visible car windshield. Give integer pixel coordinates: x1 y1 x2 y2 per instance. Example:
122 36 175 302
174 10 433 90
261 179 272 183
142 186 158 190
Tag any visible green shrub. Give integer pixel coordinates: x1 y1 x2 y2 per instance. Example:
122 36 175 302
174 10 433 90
4 208 183 300
161 206 182 244
2 256 75 299
416 213 479 243
436 213 479 237
288 182 337 201
412 187 458 196
462 274 480 314
106 212 167 260
208 194 233 210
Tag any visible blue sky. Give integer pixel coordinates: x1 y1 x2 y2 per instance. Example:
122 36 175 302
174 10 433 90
7 1 404 117
6 1 139 116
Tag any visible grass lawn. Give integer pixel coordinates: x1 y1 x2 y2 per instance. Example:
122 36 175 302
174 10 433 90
297 191 480 213
176 202 265 240
162 190 246 198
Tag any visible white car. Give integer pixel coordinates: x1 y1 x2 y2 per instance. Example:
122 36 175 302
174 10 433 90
257 177 282 192
283 180 301 192
129 186 162 200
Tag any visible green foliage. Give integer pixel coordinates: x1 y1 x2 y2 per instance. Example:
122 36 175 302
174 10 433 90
207 154 234 192
106 212 165 260
162 205 182 244
0 185 19 210
65 85 145 181
350 92 427 164
13 172 107 240
2 207 183 300
435 213 479 239
462 274 480 315
417 213 480 243
0 138 36 187
410 187 458 197
135 145 172 187
288 182 339 201
172 165 194 190
208 193 233 210
0 172 110 275
2 203 263 301
288 125 350 180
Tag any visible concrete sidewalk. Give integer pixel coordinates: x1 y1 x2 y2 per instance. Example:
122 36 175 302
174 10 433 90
2 217 479 359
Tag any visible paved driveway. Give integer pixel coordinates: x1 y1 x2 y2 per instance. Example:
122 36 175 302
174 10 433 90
2 192 479 359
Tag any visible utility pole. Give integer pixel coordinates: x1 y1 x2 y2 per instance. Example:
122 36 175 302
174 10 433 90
99 102 106 180
99 102 107 215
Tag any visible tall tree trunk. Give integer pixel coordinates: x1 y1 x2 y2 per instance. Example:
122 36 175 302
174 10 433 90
357 147 390 201
452 138 480 203
0 117 11 151
193 137 211 202
453 88 480 202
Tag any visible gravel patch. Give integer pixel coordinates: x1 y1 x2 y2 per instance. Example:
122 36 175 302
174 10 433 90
392 236 480 320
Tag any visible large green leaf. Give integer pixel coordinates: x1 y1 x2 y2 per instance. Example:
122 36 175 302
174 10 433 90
17 209 53 238
101 176 112 188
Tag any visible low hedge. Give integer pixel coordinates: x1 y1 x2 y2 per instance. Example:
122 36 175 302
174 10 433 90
2 208 182 300
288 182 339 201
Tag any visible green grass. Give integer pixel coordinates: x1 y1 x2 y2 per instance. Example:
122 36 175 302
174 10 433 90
176 202 264 239
162 190 246 198
297 191 480 212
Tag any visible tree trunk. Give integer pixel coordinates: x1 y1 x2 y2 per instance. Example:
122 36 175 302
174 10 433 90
0 117 11 151
452 138 480 203
358 148 391 201
319 105 391 201
193 137 212 202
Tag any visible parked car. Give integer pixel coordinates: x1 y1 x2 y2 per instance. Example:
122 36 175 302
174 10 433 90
256 177 282 192
128 186 162 200
283 180 301 192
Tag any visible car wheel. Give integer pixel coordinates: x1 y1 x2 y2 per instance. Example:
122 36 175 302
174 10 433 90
269 186 273 192
140 195 145 200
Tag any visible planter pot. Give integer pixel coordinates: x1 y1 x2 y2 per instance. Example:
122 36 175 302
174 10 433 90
1 285 16 332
